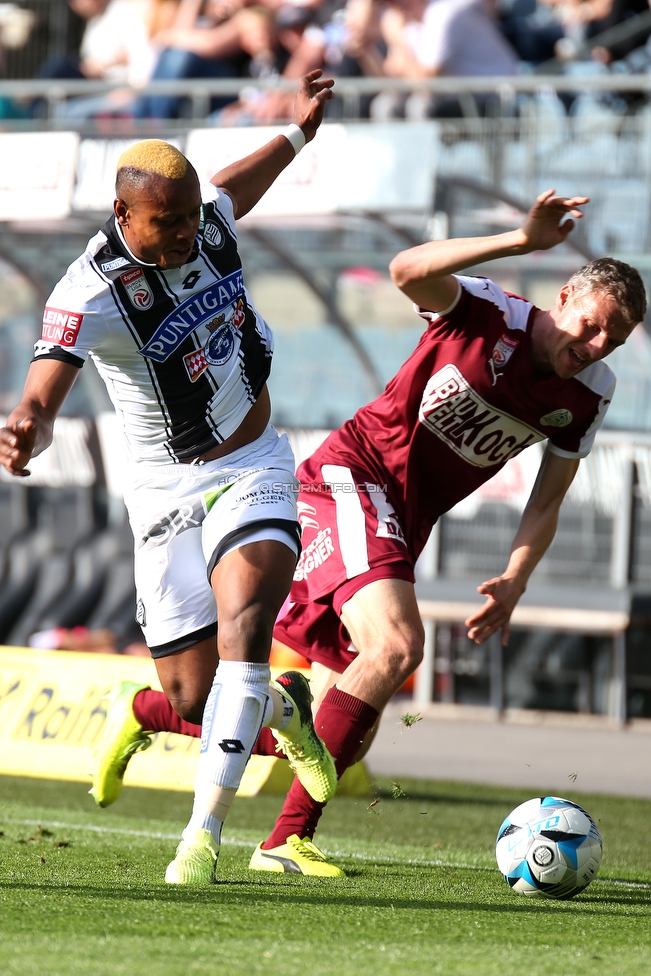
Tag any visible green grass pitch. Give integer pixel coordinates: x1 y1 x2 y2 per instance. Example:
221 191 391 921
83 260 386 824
1 774 650 976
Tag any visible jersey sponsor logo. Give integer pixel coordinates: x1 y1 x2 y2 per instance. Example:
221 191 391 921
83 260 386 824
42 307 84 346
139 267 244 362
203 221 224 249
490 334 519 385
101 256 129 273
293 527 335 582
141 502 204 549
376 511 405 543
120 268 154 310
419 363 545 468
540 408 573 427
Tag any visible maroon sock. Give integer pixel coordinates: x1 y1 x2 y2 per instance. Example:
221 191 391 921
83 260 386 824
252 727 284 757
133 689 201 736
132 689 286 758
262 686 379 849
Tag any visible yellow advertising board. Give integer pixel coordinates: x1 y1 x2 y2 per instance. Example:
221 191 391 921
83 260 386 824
0 646 371 798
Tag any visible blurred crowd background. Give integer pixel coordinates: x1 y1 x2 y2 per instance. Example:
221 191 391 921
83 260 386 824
2 0 651 720
1 0 651 120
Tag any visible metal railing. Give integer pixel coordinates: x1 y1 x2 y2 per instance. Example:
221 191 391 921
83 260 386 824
3 73 651 123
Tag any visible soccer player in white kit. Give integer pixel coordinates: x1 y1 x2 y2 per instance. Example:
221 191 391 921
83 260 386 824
0 71 338 885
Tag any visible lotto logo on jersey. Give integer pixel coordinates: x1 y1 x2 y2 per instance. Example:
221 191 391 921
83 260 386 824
120 268 154 310
419 363 545 468
42 307 84 346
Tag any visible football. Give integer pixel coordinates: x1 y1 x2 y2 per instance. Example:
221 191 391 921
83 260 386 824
495 796 602 899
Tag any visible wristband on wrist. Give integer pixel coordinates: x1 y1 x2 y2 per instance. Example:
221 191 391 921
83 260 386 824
284 123 306 155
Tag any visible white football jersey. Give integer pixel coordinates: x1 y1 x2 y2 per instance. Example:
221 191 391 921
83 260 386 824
34 183 274 465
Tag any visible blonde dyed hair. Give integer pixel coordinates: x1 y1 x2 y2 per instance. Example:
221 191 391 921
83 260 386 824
116 140 189 180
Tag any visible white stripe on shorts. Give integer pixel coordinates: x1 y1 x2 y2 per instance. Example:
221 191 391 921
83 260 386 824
321 464 370 578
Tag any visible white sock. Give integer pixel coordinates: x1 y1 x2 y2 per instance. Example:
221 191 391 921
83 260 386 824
264 683 294 731
185 660 271 844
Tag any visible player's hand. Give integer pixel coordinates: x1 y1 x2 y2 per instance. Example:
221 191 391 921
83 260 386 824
292 70 335 143
519 189 589 253
0 418 37 477
465 576 525 646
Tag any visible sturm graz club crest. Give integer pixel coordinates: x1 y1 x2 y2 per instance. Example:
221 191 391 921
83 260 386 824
203 221 224 250
206 323 235 366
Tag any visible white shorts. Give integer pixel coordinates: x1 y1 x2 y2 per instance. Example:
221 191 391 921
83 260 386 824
123 425 299 655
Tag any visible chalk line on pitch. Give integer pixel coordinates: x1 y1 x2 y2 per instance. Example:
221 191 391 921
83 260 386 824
4 817 649 889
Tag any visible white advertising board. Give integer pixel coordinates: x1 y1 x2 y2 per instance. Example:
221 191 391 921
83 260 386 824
186 122 439 215
0 132 79 220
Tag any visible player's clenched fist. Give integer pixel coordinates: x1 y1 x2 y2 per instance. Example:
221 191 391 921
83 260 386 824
0 417 37 477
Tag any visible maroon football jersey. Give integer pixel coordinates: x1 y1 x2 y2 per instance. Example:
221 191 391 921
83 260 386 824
303 275 614 563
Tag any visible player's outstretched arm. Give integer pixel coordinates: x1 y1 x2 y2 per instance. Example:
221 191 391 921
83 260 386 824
0 360 79 478
464 450 580 646
389 189 589 313
211 70 334 219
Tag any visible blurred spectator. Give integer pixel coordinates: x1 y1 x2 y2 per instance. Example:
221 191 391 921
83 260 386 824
585 0 651 64
514 0 651 65
214 6 326 123
0 3 35 117
134 0 326 118
353 0 518 118
595 18 651 76
135 2 275 118
38 1 180 118
499 0 566 64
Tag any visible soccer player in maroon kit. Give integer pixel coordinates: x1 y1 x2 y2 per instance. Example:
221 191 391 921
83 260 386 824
92 189 645 876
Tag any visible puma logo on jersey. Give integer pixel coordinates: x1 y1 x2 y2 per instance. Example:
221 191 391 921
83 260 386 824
419 363 544 468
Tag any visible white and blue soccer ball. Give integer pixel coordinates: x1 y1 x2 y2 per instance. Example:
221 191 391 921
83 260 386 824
495 796 602 900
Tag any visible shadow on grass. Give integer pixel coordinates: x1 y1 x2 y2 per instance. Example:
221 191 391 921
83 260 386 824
4 879 651 911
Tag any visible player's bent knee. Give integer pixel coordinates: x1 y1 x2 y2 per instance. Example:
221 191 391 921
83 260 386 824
167 692 205 726
162 677 209 724
387 632 424 679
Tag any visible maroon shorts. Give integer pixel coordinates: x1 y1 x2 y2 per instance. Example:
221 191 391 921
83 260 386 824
273 456 415 673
